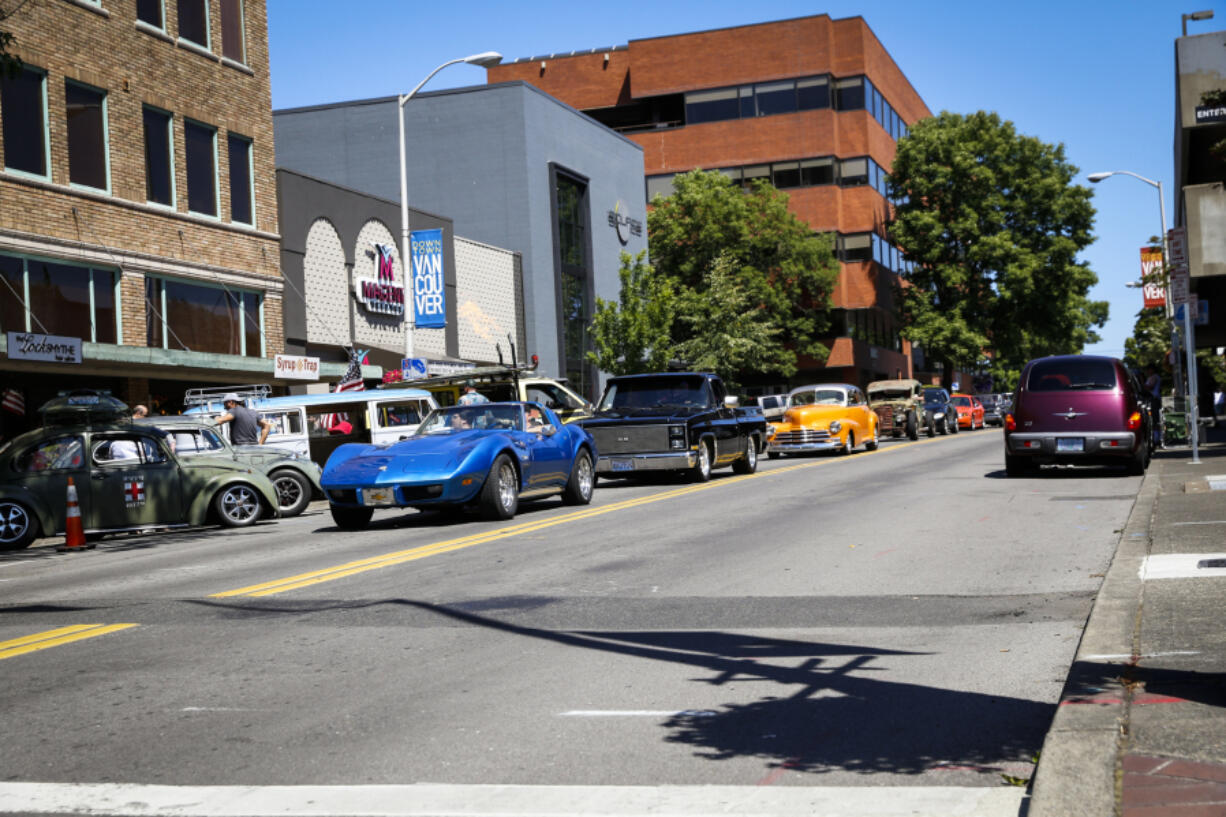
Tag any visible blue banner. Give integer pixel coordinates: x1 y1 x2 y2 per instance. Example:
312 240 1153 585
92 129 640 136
410 229 446 329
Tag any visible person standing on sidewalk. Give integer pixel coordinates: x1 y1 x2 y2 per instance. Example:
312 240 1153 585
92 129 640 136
216 393 271 445
458 380 489 406
1144 365 1163 446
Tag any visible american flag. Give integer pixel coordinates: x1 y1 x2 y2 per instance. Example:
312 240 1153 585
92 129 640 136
1 388 24 416
325 350 366 431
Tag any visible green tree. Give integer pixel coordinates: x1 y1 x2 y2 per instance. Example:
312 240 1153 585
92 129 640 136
888 111 1108 388
587 251 677 376
1123 308 1170 372
648 169 840 371
1 1 32 79
672 253 792 391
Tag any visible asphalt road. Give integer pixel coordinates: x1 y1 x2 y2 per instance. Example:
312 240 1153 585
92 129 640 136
0 427 1143 816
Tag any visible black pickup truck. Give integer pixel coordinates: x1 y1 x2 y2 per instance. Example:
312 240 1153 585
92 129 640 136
579 372 767 482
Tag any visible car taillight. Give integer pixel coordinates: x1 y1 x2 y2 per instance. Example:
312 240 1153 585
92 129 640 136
1005 414 1016 431
1127 411 1142 431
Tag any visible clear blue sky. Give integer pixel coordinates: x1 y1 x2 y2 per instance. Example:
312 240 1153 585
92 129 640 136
267 0 1203 361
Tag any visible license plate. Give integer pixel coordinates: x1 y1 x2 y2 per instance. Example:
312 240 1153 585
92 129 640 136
362 488 394 506
611 459 634 472
1056 438 1084 452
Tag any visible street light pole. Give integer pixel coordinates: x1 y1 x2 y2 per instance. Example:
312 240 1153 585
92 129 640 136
1089 170 1200 463
398 51 502 360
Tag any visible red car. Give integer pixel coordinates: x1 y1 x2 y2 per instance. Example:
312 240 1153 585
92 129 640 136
951 393 985 429
1004 355 1152 476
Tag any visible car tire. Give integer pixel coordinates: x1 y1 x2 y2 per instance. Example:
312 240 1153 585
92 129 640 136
562 450 595 505
925 414 936 438
270 469 312 518
480 454 519 520
906 411 918 441
689 441 713 483
1005 454 1033 477
950 416 959 434
330 505 373 530
1127 444 1147 476
840 431 855 455
732 436 758 474
865 424 879 451
213 483 263 528
0 500 38 550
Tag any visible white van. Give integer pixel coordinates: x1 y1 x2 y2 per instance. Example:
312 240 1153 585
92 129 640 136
183 385 437 465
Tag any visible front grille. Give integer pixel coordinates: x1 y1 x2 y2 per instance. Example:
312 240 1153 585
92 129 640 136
773 429 831 445
328 489 357 504
400 484 443 501
588 424 670 455
873 407 896 430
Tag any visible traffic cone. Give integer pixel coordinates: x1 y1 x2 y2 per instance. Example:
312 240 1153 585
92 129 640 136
56 477 93 552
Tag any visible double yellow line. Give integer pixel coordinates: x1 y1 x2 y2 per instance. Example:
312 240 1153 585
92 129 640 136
0 623 138 661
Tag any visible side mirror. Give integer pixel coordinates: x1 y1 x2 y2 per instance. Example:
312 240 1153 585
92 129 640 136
724 395 740 408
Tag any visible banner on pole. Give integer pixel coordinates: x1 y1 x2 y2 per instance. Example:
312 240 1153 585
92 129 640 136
1139 247 1165 309
410 229 446 329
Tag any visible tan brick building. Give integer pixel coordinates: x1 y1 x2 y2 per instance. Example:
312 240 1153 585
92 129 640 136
487 14 932 391
0 0 296 428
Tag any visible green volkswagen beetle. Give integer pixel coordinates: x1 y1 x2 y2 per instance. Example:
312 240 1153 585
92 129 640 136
0 392 280 550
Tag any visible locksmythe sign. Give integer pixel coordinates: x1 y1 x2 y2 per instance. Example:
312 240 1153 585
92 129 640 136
410 228 446 329
6 332 83 364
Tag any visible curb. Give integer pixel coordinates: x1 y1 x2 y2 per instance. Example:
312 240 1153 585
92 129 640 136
1027 461 1161 816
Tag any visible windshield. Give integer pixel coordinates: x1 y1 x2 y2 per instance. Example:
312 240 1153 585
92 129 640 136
791 389 845 406
1027 359 1118 392
952 396 972 407
598 377 711 411
923 389 946 403
414 404 524 435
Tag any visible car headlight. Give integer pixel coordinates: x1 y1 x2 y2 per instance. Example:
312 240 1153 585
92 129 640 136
829 420 842 434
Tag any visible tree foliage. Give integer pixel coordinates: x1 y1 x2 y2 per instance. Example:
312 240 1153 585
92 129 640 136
1 1 31 80
587 251 676 376
888 111 1108 388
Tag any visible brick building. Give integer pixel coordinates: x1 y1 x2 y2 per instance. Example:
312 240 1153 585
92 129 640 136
0 0 299 429
487 14 932 390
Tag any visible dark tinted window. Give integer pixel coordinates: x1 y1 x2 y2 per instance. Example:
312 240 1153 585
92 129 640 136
177 0 208 46
136 0 163 27
0 254 26 332
685 88 738 125
800 158 835 186
1027 359 1119 392
2 68 47 176
227 134 252 224
220 0 245 62
184 120 216 216
796 76 830 110
772 161 800 189
753 81 796 116
834 77 864 110
143 107 173 205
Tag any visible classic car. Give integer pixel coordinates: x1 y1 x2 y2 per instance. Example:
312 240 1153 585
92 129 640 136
579 372 765 482
922 387 960 436
867 378 934 439
0 392 280 550
766 383 880 457
979 394 1005 426
322 402 596 529
951 393 986 429
137 416 323 517
1004 355 1152 476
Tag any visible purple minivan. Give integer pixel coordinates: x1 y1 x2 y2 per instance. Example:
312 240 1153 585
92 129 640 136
1004 355 1152 476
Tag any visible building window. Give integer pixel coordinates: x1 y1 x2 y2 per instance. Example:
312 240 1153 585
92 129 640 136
65 81 109 191
797 76 830 111
645 174 676 201
1 66 49 178
0 254 117 343
145 276 263 356
753 81 797 117
177 0 209 49
839 157 869 187
800 157 836 186
227 133 253 225
838 234 873 263
684 88 738 125
553 169 593 399
184 119 217 217
834 77 865 111
143 106 174 206
136 0 164 28
220 0 245 63
772 161 801 189
741 164 769 190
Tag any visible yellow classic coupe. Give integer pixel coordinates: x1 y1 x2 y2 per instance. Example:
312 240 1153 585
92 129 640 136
766 383 880 458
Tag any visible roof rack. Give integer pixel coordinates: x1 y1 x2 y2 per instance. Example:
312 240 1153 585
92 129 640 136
183 384 272 407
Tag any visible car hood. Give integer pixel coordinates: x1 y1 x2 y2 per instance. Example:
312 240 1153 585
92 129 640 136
777 405 848 426
1012 391 1130 433
323 434 485 484
585 406 712 423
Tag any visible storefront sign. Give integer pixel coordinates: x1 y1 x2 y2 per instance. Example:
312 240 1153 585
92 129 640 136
410 229 446 329
355 243 406 317
274 354 320 380
6 332 82 364
1196 105 1226 124
1139 246 1165 309
402 357 428 380
607 200 643 245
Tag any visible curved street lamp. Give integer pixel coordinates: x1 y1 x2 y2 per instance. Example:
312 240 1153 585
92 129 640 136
1089 169 1199 462
398 51 503 359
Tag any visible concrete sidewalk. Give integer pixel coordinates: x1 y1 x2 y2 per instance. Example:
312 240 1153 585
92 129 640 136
1031 419 1226 816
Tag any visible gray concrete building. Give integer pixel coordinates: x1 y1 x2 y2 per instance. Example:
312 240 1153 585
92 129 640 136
273 81 648 401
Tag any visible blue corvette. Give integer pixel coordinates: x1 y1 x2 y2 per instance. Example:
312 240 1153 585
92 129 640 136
322 402 597 529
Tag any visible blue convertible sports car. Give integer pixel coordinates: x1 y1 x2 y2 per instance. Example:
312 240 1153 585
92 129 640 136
322 402 597 529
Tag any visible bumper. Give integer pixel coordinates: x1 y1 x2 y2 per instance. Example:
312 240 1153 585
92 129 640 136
1007 431 1137 458
325 477 483 508
595 451 696 474
767 439 842 453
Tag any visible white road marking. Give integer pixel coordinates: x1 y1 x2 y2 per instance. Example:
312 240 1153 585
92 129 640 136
1083 651 1202 661
1172 520 1226 526
559 709 717 717
1141 553 1226 580
0 782 1028 816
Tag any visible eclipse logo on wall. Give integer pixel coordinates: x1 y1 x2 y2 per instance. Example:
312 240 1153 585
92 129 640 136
607 200 642 245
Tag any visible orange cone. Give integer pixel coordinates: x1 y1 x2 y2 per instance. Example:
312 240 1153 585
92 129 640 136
56 476 93 552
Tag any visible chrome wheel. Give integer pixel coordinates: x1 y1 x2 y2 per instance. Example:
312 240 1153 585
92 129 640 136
0 501 35 550
215 484 262 527
480 455 520 520
271 471 311 517
563 451 594 505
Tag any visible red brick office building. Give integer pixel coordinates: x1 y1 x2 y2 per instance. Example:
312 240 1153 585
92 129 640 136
488 14 931 390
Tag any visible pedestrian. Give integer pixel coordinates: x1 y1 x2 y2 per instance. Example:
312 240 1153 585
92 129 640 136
131 404 149 419
458 380 489 405
1144 365 1162 445
215 393 272 445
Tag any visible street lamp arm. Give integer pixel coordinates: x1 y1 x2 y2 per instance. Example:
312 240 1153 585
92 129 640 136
400 58 468 108
1087 169 1159 189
